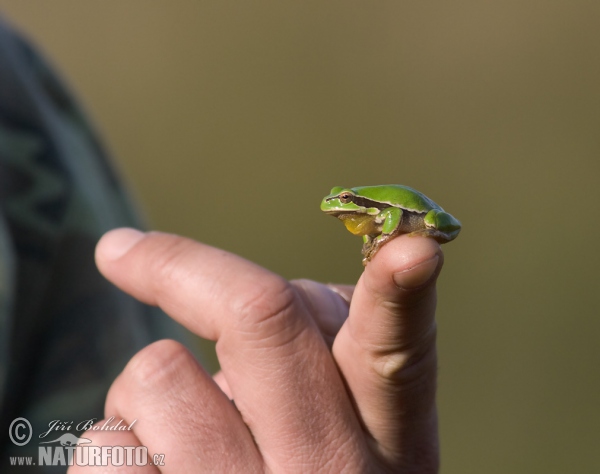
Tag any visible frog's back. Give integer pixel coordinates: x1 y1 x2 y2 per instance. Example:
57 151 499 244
353 185 440 212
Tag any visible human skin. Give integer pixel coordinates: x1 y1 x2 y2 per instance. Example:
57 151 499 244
68 228 442 473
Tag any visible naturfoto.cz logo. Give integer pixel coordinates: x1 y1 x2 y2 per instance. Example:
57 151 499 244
7 417 165 468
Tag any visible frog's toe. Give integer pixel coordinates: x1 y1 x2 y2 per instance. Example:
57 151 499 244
408 228 455 243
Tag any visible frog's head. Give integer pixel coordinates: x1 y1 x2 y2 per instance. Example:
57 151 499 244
320 187 362 215
321 187 382 236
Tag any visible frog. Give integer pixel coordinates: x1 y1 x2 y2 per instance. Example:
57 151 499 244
320 185 461 265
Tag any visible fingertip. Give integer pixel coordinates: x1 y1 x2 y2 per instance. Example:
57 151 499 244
96 228 146 265
366 235 443 287
392 255 440 290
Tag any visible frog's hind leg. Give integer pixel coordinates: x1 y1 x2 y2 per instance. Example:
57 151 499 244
410 209 461 243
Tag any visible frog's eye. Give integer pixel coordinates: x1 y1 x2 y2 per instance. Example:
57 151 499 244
339 192 354 204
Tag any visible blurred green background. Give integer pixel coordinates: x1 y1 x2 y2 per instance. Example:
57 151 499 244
2 1 598 472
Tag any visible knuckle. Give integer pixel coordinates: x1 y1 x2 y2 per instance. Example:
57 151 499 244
235 275 294 322
370 324 437 385
232 275 300 338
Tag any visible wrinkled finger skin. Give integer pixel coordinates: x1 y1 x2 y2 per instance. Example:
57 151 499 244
69 228 441 473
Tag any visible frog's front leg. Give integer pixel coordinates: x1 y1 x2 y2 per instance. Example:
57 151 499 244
362 207 403 264
361 235 374 257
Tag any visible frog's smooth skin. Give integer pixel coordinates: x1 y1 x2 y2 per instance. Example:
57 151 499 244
320 185 461 265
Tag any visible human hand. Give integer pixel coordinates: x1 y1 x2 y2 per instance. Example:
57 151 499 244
69 228 443 473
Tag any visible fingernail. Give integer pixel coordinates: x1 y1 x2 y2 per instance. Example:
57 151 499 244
393 255 440 289
100 228 145 261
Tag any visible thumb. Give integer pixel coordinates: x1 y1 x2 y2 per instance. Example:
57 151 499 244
333 234 442 471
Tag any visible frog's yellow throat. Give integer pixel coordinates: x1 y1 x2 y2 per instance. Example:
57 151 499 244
337 214 379 236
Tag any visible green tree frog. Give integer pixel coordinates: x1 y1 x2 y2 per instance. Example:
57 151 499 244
320 185 461 265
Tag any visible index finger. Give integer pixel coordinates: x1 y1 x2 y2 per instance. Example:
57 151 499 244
95 229 370 470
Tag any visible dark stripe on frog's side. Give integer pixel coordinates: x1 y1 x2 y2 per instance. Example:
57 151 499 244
351 194 428 213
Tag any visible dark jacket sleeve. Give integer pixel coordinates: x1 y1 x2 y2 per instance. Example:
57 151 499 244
0 16 204 472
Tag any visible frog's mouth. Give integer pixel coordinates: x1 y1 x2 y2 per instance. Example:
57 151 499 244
322 209 344 216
